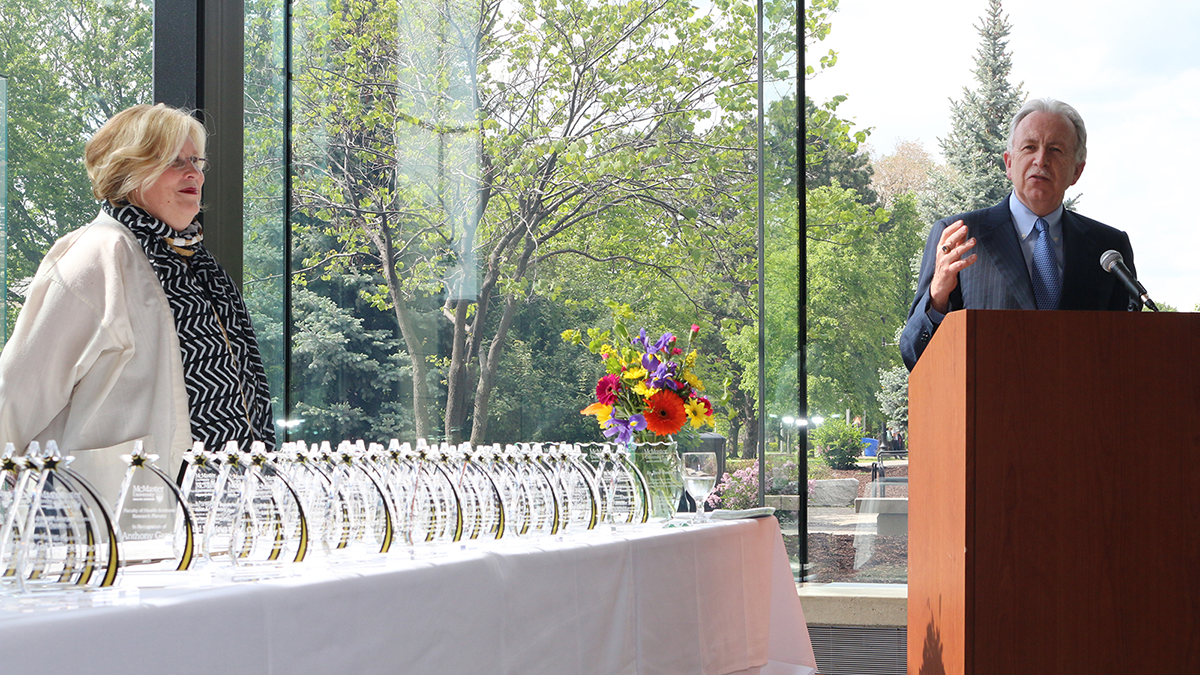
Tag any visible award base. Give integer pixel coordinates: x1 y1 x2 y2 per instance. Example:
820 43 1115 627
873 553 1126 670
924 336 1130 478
0 585 139 612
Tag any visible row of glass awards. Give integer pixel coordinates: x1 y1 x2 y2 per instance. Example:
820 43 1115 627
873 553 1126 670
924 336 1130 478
0 437 667 594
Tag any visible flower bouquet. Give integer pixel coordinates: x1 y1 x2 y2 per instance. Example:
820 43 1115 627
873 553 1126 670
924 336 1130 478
564 321 714 519
568 323 713 443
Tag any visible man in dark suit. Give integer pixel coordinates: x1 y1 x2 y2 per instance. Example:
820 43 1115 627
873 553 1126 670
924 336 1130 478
900 98 1137 370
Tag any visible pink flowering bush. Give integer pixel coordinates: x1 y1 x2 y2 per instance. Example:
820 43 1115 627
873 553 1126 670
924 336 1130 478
707 462 759 510
707 460 818 509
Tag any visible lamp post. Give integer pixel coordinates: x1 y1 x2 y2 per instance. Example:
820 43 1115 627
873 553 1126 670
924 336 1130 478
781 415 795 454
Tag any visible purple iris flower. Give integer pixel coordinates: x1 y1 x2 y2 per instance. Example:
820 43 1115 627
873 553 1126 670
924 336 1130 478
652 332 675 353
642 352 661 373
648 360 678 389
601 414 647 445
631 328 652 352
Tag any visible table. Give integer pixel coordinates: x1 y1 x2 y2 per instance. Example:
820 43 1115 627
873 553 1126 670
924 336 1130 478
0 517 816 675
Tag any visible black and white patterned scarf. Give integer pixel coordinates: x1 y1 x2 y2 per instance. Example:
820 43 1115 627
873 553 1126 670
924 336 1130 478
106 203 276 454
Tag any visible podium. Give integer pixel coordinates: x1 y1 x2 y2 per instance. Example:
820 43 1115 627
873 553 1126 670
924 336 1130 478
908 310 1200 674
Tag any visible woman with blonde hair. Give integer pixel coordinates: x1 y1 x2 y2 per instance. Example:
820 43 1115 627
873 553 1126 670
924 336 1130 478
0 103 274 503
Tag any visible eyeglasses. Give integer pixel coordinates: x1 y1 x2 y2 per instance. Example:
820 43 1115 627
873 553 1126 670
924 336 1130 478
168 156 210 173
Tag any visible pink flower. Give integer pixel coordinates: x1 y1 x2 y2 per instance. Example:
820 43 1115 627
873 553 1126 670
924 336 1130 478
690 324 700 335
596 374 620 405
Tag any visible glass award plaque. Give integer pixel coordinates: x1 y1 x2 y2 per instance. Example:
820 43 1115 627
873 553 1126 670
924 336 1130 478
380 439 419 547
514 443 561 536
310 441 354 555
590 443 648 526
280 441 337 557
11 441 121 591
491 444 531 538
368 441 417 548
447 443 505 541
409 440 463 543
552 443 600 531
114 441 195 570
245 442 308 564
327 440 395 556
204 441 252 562
0 443 33 591
200 441 302 572
178 442 221 563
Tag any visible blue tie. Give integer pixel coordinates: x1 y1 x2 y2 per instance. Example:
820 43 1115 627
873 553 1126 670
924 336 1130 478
1032 218 1060 310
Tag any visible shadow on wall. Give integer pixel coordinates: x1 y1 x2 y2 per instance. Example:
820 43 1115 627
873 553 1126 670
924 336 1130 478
919 597 946 675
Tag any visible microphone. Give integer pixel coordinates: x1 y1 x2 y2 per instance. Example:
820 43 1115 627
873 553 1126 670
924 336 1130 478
1100 250 1159 312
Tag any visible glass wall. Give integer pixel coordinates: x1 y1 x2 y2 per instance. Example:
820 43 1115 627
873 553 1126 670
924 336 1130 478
244 0 289 422
0 0 803 577
0 0 153 338
803 0 911 585
246 0 803 572
272 0 797 459
1 76 7 344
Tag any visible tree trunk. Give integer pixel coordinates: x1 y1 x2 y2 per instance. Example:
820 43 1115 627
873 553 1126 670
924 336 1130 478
468 234 535 444
443 299 472 443
369 216 433 439
727 415 742 458
741 396 759 460
468 292 519 444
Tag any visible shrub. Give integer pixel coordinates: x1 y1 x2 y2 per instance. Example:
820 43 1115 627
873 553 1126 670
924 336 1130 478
810 417 864 470
707 461 759 510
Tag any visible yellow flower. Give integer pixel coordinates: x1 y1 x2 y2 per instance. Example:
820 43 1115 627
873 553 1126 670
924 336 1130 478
581 402 613 424
682 369 705 391
685 350 698 368
623 366 648 381
632 381 658 397
685 398 709 428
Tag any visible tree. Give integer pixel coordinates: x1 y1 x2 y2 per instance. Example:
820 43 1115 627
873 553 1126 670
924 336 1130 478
0 0 152 335
807 193 922 424
923 0 1024 220
870 140 934 209
290 0 778 445
875 364 907 438
805 98 877 206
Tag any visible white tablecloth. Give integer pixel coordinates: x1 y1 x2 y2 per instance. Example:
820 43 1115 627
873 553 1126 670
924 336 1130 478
0 517 816 675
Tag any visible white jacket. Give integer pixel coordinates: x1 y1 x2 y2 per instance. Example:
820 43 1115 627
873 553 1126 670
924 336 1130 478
0 211 192 507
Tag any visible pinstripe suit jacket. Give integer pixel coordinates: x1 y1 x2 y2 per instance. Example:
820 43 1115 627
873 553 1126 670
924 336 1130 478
900 195 1137 370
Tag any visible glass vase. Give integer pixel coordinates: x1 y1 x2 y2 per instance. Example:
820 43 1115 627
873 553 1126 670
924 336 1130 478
628 439 681 521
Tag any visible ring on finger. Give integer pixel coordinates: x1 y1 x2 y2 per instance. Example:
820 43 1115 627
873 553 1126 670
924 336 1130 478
941 244 951 253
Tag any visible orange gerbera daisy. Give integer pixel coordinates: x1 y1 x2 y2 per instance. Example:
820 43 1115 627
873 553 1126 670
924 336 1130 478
644 389 687 436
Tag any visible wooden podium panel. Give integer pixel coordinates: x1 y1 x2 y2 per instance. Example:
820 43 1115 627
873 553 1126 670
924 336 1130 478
908 310 1200 674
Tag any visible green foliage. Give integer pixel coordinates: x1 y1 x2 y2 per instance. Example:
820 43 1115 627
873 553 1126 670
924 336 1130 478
809 417 863 470
807 193 922 422
284 0 783 444
805 99 877 206
0 0 152 335
926 0 1024 216
875 365 908 437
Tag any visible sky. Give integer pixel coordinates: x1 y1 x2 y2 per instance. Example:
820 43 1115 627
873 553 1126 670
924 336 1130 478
805 0 1200 311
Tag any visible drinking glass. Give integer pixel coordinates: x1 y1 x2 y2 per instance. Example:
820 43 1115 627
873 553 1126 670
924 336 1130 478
681 452 717 524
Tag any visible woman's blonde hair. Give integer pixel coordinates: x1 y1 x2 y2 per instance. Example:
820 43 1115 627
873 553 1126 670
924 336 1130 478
85 103 208 205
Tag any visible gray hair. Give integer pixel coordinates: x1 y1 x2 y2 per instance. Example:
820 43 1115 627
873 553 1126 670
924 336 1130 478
1007 97 1087 164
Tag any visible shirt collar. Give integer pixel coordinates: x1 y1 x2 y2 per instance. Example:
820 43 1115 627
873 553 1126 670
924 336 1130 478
1009 192 1064 241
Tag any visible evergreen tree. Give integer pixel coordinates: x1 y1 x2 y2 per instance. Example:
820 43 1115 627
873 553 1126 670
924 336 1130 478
805 98 878 207
924 0 1024 220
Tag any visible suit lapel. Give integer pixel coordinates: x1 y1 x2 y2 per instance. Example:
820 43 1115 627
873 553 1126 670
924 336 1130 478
976 199 1036 310
1060 211 1115 309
